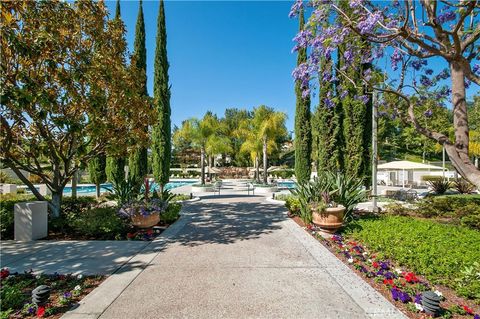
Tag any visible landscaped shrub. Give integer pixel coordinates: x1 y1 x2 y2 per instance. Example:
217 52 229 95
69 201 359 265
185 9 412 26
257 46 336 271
284 196 301 216
427 179 451 194
345 216 480 301
162 202 181 224
70 207 128 239
272 170 294 179
452 178 476 194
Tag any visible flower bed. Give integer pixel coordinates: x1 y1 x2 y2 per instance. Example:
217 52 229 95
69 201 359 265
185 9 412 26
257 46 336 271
289 214 480 319
0 268 104 318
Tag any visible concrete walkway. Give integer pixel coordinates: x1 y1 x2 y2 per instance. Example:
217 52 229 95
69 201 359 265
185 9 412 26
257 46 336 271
65 196 406 319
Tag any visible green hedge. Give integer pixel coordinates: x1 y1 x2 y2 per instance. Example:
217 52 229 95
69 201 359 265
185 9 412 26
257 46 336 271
345 216 480 301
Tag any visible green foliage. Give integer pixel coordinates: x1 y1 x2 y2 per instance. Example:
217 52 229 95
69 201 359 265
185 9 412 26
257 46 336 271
108 174 143 205
152 0 172 188
452 178 476 194
0 281 27 311
294 8 312 184
345 216 480 301
106 156 126 183
285 196 301 216
0 171 20 184
427 179 451 194
272 169 294 179
162 202 181 224
172 194 191 201
88 153 107 192
70 207 128 239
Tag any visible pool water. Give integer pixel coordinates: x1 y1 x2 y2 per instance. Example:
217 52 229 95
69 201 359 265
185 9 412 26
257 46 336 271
28 180 196 195
276 181 296 189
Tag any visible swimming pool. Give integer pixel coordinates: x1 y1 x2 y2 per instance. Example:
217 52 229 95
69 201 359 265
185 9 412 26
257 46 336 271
276 181 296 189
28 180 197 195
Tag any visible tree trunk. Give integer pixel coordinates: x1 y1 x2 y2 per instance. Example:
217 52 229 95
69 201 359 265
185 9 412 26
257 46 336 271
71 170 77 199
96 183 100 198
446 61 480 188
200 147 205 185
51 191 63 218
263 136 268 185
255 156 260 183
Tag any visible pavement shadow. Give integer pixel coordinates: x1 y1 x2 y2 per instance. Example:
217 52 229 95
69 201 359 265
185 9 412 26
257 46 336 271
174 200 287 247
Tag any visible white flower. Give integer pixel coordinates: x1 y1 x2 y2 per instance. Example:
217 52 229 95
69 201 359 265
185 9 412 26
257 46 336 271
414 303 424 311
35 275 41 279
362 251 369 256
77 274 83 279
434 290 443 297
348 258 354 263
74 285 81 291
345 248 349 252
367 259 372 263
394 268 402 274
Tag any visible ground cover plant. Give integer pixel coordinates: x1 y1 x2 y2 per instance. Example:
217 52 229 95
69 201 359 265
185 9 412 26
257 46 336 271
0 269 104 319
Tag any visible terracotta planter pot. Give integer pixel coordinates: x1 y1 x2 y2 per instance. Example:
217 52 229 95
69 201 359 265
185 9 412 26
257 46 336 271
311 205 345 233
131 213 160 228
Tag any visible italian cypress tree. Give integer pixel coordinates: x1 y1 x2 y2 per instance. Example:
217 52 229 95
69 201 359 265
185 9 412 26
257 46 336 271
294 8 312 183
128 0 148 184
106 0 126 184
151 0 171 192
88 153 107 198
312 60 342 173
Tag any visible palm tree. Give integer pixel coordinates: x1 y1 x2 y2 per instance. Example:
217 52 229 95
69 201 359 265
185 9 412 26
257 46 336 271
173 112 229 185
252 106 287 184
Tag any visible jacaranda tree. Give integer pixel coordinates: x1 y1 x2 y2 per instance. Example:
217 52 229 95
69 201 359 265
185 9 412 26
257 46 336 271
0 1 154 217
291 0 480 187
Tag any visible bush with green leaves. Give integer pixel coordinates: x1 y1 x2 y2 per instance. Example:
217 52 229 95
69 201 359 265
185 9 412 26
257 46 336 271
70 207 128 239
162 202 181 224
345 216 480 301
427 179 451 195
284 196 301 216
452 178 476 194
107 174 143 205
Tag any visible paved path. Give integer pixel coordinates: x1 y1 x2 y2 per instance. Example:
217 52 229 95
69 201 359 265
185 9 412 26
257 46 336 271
66 196 406 319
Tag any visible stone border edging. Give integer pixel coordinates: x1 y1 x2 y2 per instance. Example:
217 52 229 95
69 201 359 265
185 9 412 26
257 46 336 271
264 197 286 204
177 196 200 203
61 212 191 319
282 218 408 319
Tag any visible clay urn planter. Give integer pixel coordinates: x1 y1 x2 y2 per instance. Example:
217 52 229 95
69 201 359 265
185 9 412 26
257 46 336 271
311 203 345 233
131 213 160 228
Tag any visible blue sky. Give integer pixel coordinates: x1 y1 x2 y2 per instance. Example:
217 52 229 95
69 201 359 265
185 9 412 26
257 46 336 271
105 0 299 132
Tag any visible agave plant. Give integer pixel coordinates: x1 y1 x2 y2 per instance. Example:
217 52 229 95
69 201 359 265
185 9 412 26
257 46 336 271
327 171 366 221
106 175 143 206
453 179 476 194
427 179 451 195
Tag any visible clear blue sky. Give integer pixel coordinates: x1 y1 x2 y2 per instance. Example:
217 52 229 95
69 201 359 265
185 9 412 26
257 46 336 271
105 0 299 132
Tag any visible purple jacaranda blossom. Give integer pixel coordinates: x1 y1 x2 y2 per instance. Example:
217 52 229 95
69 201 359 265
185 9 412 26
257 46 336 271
412 59 427 71
324 97 335 109
424 109 433 117
436 10 456 24
420 75 433 87
323 71 333 82
292 29 313 52
473 63 480 75
390 49 403 71
436 86 451 99
288 0 303 18
340 90 348 99
425 68 434 75
465 79 471 89
344 49 354 65
363 69 372 81
357 11 383 35
350 0 363 8
436 69 450 80
392 0 400 8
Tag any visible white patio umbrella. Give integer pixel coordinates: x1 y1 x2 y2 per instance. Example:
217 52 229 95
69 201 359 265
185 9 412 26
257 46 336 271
377 160 444 188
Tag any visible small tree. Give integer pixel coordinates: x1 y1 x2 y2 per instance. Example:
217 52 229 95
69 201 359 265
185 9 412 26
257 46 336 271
0 1 154 216
88 153 107 198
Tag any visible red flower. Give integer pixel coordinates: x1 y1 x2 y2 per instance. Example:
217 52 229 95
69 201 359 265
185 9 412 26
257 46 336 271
372 262 380 269
348 241 358 246
146 229 153 235
383 279 394 286
127 232 136 239
404 272 419 283
463 305 474 315
0 268 10 279
37 306 45 317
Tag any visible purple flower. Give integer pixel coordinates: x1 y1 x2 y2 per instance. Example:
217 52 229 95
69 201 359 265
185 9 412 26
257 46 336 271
324 97 335 109
384 272 395 280
473 314 480 319
349 0 363 8
436 10 456 24
292 29 313 51
380 261 389 270
425 68 434 75
473 63 480 75
411 59 427 71
420 75 433 87
414 293 422 304
63 291 72 299
340 90 348 99
391 288 400 301
288 0 303 18
344 49 354 65
399 291 411 303
390 49 403 71
436 69 450 80
357 11 383 34
424 109 433 117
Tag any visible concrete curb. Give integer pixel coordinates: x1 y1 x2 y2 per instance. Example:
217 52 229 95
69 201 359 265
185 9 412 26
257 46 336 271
282 218 408 319
177 196 201 203
61 213 191 319
264 197 286 205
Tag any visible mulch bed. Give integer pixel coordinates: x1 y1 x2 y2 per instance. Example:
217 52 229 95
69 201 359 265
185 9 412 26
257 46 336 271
0 270 105 318
289 214 480 319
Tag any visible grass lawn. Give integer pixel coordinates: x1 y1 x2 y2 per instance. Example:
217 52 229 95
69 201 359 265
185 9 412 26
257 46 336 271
344 216 480 302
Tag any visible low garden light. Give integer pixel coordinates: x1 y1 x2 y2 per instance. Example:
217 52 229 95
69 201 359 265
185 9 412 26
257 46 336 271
421 291 441 317
32 285 51 306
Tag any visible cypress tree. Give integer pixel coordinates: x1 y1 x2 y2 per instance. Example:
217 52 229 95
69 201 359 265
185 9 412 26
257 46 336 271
294 8 312 183
313 60 342 173
88 153 107 198
128 0 148 184
106 0 126 184
151 0 171 192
